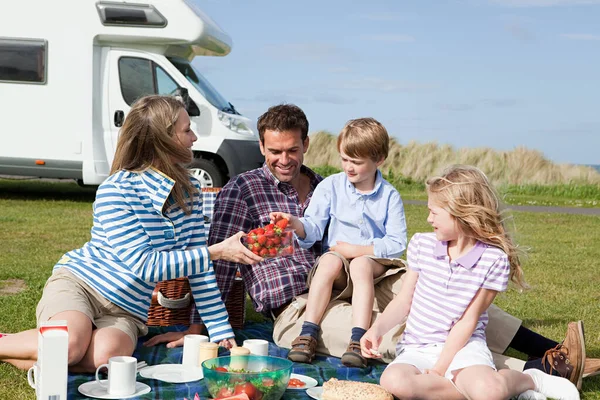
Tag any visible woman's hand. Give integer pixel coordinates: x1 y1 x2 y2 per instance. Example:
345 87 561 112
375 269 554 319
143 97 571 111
360 327 383 359
209 231 263 264
143 324 204 348
219 338 237 349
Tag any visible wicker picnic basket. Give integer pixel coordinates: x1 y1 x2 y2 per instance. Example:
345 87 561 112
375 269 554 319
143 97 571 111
147 274 246 328
146 187 246 328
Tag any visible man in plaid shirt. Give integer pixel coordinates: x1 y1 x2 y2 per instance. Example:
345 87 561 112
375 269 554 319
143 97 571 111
209 104 322 317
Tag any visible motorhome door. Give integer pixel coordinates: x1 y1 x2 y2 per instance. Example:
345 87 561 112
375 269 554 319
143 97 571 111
106 49 182 166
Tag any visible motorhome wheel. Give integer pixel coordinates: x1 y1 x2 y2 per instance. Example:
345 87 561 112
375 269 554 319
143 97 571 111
189 158 225 188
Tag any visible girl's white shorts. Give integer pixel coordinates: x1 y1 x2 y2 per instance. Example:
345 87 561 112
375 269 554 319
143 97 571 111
388 340 496 380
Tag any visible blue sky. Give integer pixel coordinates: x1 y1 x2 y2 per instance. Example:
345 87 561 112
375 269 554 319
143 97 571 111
193 0 600 165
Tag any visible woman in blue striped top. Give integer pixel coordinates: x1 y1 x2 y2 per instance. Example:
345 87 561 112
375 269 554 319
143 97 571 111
0 95 262 372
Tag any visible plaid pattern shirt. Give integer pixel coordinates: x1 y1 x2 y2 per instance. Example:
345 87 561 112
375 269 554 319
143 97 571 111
209 164 323 314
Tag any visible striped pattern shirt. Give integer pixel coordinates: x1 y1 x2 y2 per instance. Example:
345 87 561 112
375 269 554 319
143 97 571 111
54 168 233 342
210 164 322 313
400 232 509 348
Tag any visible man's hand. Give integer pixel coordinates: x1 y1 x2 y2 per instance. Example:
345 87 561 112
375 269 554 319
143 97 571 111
329 241 371 259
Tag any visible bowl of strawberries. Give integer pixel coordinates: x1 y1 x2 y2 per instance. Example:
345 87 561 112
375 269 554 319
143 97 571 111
243 218 295 259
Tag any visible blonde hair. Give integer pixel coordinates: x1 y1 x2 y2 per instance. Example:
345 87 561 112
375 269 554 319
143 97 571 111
337 117 389 162
427 165 526 289
110 95 197 214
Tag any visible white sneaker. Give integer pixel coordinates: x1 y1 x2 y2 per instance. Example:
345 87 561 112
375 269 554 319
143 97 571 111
523 369 580 400
517 390 547 400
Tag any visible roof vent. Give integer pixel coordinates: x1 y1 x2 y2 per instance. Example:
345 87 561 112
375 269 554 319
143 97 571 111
96 2 167 28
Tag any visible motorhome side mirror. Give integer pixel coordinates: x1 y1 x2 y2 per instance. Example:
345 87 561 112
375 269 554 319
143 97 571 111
173 87 200 117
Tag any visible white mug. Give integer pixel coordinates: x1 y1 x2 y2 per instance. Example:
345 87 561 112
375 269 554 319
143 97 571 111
243 339 269 356
27 362 39 392
95 356 137 396
182 334 209 367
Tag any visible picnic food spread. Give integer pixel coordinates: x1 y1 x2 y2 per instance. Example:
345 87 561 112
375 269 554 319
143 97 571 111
322 378 393 400
243 218 294 258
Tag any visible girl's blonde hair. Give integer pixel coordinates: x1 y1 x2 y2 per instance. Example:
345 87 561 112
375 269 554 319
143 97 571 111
110 95 197 214
427 165 526 289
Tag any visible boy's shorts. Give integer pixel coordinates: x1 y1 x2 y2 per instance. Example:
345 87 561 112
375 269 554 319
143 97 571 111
306 251 406 302
36 268 148 345
388 340 496 380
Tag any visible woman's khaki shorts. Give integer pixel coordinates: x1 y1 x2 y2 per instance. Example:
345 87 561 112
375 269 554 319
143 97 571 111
306 251 406 302
36 268 148 345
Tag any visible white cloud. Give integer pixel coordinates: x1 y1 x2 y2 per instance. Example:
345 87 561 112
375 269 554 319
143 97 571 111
560 33 600 41
489 0 600 7
362 34 416 43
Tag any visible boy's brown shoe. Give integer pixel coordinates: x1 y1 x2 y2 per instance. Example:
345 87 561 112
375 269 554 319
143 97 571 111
557 320 585 390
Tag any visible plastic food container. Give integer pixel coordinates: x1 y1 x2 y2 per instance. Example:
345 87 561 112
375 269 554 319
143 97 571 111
202 355 292 400
242 227 295 259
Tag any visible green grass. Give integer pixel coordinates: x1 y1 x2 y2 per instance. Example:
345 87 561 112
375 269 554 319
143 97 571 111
311 165 600 207
1 179 599 399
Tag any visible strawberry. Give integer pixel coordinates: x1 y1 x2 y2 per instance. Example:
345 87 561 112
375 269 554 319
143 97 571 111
275 218 289 230
257 235 267 246
259 248 268 257
246 236 255 244
269 248 278 256
255 227 265 235
281 246 293 256
264 223 275 231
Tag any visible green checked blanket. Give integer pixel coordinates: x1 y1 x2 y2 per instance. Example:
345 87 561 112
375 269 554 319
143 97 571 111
68 322 388 399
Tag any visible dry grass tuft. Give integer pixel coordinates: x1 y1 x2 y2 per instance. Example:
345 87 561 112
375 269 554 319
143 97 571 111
306 131 600 185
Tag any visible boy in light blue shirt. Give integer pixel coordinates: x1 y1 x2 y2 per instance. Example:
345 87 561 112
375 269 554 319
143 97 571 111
271 117 407 367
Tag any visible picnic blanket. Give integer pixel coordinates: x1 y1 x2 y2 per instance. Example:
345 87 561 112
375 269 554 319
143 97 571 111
68 322 388 400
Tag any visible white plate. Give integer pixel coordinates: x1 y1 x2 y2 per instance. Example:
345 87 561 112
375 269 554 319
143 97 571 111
287 373 318 390
78 380 151 399
306 386 323 400
139 364 203 383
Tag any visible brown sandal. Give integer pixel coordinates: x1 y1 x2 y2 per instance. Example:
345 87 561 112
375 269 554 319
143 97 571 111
287 335 317 363
341 340 367 368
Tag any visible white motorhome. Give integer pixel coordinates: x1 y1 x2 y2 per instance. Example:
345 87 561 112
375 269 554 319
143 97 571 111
0 0 263 187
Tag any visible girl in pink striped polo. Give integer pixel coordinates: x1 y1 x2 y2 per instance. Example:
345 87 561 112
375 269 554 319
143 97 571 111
361 165 579 400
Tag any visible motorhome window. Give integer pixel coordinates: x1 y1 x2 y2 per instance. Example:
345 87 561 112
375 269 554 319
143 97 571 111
156 67 179 96
119 57 155 104
118 57 181 105
96 3 167 27
0 38 47 84
168 57 235 113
